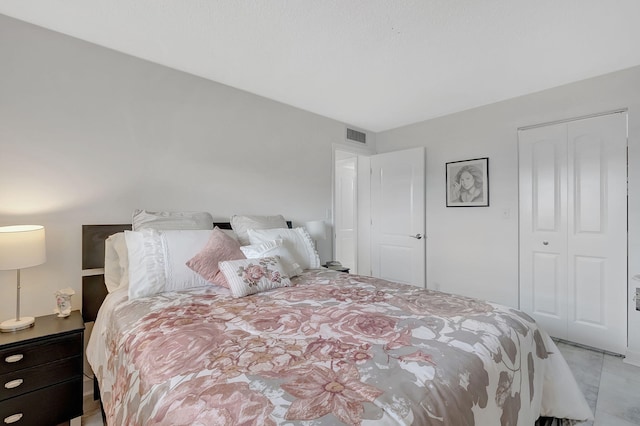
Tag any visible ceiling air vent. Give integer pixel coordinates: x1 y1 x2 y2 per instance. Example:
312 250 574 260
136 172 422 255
346 128 366 144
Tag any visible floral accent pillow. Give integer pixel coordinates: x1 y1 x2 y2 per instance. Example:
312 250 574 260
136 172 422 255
219 256 291 298
185 227 245 288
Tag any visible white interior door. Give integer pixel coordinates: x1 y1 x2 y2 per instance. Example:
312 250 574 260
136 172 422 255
371 148 425 287
519 112 627 354
334 154 358 273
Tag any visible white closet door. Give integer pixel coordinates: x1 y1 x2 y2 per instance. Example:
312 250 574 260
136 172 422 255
519 112 627 354
566 113 627 354
519 123 569 338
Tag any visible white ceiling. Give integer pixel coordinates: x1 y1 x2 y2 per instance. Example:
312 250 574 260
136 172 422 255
2 1 640 132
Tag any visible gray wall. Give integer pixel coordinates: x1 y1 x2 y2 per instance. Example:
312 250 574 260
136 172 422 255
0 14 345 318
376 65 640 361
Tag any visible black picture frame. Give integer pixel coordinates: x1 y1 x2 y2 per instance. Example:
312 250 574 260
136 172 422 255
446 157 489 207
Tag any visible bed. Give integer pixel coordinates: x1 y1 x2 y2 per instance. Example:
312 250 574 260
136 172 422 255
83 218 592 426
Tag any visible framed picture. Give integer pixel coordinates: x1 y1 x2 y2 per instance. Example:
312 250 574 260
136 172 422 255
446 157 489 207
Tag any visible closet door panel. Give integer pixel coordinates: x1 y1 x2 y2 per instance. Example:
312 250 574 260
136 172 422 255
519 123 568 339
573 255 605 325
573 136 603 233
532 252 562 318
533 141 562 231
567 113 627 354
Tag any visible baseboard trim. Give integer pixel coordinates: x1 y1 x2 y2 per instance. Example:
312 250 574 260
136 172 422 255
624 349 640 367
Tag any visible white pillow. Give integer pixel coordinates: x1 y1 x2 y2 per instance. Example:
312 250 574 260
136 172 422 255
104 232 129 292
230 214 287 245
247 227 320 270
240 239 303 277
125 229 213 299
219 257 291 298
132 209 214 231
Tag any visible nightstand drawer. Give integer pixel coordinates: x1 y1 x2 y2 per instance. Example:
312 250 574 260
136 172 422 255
0 378 82 426
0 333 81 375
0 355 82 401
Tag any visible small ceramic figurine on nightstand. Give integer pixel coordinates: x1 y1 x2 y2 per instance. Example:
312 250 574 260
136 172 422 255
54 287 75 317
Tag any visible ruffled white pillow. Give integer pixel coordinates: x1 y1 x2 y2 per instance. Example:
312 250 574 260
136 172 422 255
240 239 303 277
125 229 212 299
247 227 320 270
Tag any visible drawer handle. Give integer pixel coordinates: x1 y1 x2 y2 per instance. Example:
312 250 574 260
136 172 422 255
4 414 23 424
4 355 23 363
4 379 23 389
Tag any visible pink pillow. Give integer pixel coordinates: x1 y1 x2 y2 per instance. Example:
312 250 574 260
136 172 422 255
186 227 245 288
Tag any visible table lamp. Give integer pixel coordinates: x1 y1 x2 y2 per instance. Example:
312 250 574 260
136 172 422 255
0 225 46 332
304 220 327 248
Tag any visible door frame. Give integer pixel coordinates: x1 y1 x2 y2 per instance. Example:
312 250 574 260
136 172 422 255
332 142 374 274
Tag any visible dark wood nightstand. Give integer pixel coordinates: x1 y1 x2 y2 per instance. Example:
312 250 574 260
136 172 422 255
0 311 84 426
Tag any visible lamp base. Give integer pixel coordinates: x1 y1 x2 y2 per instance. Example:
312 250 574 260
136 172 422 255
0 317 35 333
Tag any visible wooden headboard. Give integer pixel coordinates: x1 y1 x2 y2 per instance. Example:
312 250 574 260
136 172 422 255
81 221 292 323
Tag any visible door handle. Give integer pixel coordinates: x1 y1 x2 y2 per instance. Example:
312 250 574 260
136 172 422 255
542 241 549 246
410 234 424 240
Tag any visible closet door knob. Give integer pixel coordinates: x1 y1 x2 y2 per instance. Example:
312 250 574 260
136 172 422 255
410 234 424 240
543 241 549 246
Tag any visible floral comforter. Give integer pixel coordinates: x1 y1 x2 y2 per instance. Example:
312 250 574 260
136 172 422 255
87 269 592 425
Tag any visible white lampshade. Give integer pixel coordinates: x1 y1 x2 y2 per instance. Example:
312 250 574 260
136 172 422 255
0 225 46 332
304 220 327 241
0 225 47 270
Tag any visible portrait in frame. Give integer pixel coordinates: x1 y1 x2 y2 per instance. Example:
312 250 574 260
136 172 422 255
446 157 489 207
